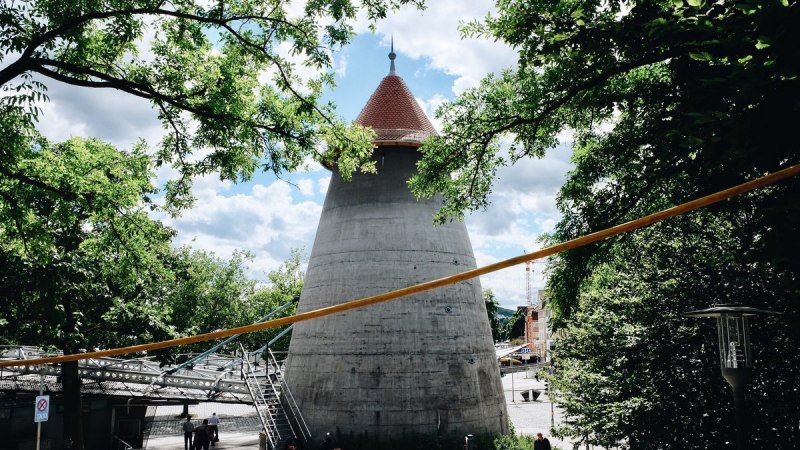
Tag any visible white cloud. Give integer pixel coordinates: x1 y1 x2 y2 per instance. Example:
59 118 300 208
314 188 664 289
415 94 448 132
35 79 164 150
464 143 574 307
317 176 331 195
334 52 348 77
355 0 517 94
164 179 321 278
297 178 315 196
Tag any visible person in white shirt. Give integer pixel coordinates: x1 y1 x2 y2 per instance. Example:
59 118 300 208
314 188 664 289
207 413 220 445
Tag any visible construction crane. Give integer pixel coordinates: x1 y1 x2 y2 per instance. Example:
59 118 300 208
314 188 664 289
524 256 547 355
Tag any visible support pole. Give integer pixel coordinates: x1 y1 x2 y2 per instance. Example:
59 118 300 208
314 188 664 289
35 367 43 450
722 368 751 450
732 384 746 450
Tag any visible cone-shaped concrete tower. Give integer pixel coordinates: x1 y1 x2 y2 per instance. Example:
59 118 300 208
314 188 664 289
284 48 508 442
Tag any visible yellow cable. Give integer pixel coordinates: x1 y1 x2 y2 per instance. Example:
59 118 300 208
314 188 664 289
2 162 799 368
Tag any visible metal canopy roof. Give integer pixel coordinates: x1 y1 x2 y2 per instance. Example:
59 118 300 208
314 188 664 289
0 346 262 403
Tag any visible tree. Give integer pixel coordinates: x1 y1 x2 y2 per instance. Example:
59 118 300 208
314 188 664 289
504 307 526 343
410 0 800 223
0 0 423 210
0 134 307 448
163 247 303 356
0 136 177 449
549 210 799 449
483 289 503 342
408 0 800 448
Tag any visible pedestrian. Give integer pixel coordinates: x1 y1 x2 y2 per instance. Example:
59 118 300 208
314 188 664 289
318 432 333 450
193 419 212 450
533 432 552 450
182 417 195 450
208 412 220 445
285 434 300 450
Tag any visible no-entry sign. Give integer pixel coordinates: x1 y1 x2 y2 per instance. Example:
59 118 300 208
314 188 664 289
34 395 49 423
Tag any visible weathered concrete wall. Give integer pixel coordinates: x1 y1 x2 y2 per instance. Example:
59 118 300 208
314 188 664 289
284 146 508 441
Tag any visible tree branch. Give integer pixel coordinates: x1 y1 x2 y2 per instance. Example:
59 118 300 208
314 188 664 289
0 163 81 201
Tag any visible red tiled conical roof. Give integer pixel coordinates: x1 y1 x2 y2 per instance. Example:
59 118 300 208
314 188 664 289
355 74 438 147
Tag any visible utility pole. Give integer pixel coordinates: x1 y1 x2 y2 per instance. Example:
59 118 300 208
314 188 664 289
36 366 43 450
525 259 533 352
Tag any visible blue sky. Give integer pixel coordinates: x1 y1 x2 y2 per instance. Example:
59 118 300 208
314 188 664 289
31 1 573 310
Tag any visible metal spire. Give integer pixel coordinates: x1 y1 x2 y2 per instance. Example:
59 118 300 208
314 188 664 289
388 34 396 75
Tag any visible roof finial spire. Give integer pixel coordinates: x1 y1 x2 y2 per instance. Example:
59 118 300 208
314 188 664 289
388 34 396 75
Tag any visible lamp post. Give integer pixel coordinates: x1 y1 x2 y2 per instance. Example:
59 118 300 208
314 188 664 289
684 303 779 450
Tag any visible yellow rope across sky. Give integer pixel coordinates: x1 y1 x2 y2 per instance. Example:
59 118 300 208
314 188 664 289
2 162 799 368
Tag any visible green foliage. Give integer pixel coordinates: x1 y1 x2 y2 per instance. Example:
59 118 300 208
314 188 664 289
505 307 526 341
492 433 536 450
410 0 800 223
550 211 800 449
0 136 176 352
419 0 800 448
0 0 424 211
484 288 503 342
162 247 304 358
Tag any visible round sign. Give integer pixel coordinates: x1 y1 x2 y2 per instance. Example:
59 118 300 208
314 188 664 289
36 398 48 412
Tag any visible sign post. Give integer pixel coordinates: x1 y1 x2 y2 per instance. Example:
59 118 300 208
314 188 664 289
34 395 49 422
34 368 47 450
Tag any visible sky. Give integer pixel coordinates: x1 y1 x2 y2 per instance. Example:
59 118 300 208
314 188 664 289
30 1 574 310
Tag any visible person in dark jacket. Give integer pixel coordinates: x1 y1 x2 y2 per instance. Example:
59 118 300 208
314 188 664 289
182 417 195 450
318 432 333 450
193 419 213 450
533 432 552 450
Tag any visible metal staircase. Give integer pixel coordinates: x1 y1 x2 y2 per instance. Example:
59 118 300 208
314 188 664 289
240 346 311 449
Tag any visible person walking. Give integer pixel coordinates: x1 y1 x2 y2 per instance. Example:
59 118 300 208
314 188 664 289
208 412 220 445
533 432 552 450
193 419 213 450
182 417 195 450
318 432 333 450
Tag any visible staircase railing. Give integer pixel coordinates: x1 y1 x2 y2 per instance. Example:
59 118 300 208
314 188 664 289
240 346 280 449
267 349 312 444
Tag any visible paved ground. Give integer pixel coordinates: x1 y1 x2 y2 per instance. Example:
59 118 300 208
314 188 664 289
145 431 260 450
501 368 575 449
143 368 575 449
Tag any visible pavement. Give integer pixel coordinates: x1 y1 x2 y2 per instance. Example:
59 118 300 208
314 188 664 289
145 432 260 450
501 368 575 449
142 367 574 449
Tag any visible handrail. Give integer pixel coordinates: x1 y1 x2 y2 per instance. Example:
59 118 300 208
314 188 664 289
113 435 133 450
239 346 279 449
269 349 311 443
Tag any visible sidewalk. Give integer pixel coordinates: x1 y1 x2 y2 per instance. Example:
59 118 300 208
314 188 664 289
143 369 573 449
145 431 260 450
501 368 575 449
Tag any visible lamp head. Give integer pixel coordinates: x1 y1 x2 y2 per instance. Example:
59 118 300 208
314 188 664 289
685 303 779 371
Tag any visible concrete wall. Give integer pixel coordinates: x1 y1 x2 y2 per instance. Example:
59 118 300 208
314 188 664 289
284 146 508 441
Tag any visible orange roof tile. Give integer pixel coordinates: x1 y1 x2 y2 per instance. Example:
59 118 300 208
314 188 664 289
355 74 438 146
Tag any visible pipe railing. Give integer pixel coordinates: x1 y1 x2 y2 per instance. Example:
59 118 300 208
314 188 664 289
268 349 311 444
240 346 280 449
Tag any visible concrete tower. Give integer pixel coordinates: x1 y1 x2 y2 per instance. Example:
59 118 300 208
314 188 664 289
284 46 508 442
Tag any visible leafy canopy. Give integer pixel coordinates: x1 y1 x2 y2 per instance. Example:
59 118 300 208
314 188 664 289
0 0 423 211
410 0 800 223
0 136 176 352
416 0 800 448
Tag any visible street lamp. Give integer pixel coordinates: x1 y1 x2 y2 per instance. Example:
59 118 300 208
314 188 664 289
685 303 780 450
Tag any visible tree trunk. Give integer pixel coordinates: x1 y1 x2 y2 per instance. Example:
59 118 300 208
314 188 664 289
62 359 84 449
